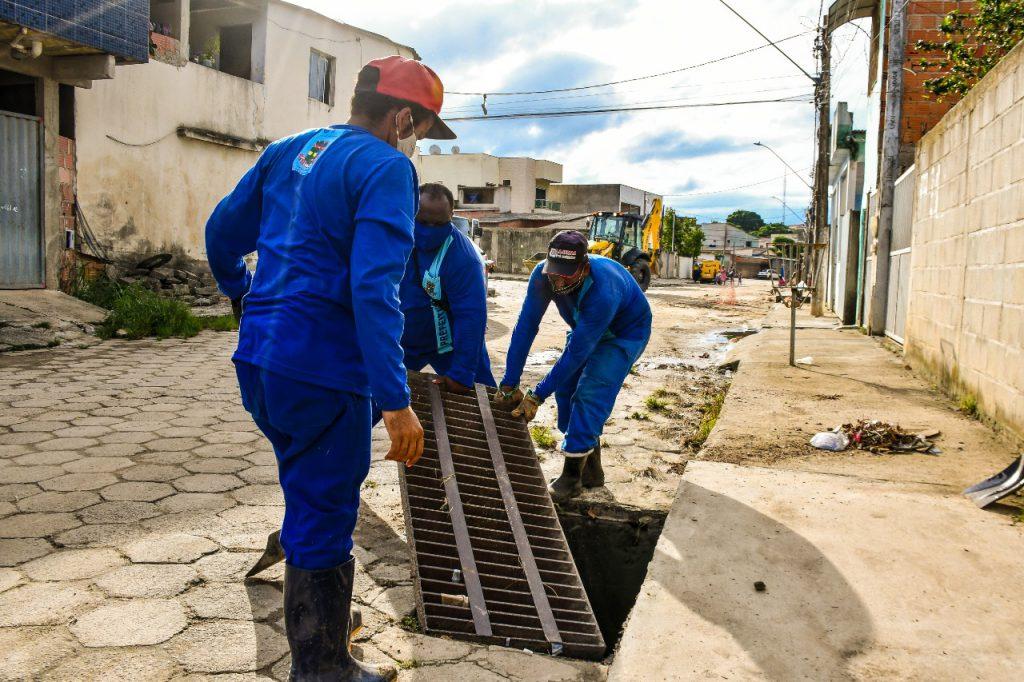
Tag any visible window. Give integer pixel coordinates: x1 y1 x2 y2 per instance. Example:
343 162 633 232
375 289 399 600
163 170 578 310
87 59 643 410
309 50 335 105
462 187 495 205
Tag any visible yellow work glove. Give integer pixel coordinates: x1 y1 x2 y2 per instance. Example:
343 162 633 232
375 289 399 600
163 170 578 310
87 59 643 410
494 385 524 406
511 390 542 423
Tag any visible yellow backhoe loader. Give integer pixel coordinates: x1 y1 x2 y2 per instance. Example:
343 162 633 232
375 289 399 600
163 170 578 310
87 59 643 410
587 197 662 291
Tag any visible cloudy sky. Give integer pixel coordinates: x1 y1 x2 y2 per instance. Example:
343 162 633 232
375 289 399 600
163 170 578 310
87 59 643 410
295 0 870 224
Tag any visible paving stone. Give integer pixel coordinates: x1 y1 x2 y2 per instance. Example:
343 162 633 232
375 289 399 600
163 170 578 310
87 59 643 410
0 431 53 445
182 582 281 620
90 406 138 417
167 620 289 673
21 547 126 581
156 426 209 438
183 458 248 474
147 437 203 452
122 533 219 563
39 646 180 681
158 492 236 514
0 465 65 484
53 425 111 438
468 647 588 680
99 431 158 444
0 512 81 537
13 451 80 466
72 415 122 426
139 403 189 413
10 420 71 432
174 473 244 493
79 500 162 525
83 442 144 458
40 472 118 491
231 484 284 506
0 581 100 625
37 437 99 451
62 457 134 473
137 450 192 465
201 431 260 445
0 443 33 458
168 415 219 428
194 443 255 459
0 537 52 566
94 562 199 598
0 482 42 502
120 463 188 482
70 599 188 646
16 490 100 513
0 567 23 593
0 626 78 681
402 661 507 681
100 481 176 502
194 551 264 582
239 465 278 485
109 420 169 432
0 500 14 517
374 630 474 664
369 585 417 621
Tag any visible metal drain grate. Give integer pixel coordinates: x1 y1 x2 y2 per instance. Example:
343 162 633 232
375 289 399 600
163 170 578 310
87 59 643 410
399 372 606 660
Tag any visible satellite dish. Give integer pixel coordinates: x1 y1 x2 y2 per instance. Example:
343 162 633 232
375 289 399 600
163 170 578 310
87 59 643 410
451 145 460 154
429 144 441 155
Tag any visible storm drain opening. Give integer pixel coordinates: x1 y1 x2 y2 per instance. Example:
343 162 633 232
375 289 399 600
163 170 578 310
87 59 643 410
555 504 667 656
400 371 607 660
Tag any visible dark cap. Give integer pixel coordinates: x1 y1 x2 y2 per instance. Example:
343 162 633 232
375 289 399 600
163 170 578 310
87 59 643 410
542 231 589 276
355 56 456 140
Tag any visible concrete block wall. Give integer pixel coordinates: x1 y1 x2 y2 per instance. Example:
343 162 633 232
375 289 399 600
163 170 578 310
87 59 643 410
907 39 1024 441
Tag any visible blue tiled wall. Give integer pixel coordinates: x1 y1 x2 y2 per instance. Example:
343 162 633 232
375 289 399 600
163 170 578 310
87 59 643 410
0 0 150 62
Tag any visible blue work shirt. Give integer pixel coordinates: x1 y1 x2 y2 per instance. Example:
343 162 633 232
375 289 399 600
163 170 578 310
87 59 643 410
399 221 489 388
501 255 652 401
205 125 418 411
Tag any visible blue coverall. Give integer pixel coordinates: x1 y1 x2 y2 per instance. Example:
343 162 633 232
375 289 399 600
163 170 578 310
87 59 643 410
398 221 496 388
501 256 652 455
205 125 417 570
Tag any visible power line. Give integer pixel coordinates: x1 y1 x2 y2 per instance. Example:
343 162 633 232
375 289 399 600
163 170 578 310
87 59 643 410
442 96 812 122
665 167 812 197
716 0 818 83
444 31 812 96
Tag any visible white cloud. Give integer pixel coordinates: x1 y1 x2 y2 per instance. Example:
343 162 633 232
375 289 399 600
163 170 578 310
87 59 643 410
293 0 871 223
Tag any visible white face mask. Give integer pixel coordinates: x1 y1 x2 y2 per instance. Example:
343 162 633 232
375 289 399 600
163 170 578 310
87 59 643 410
396 112 417 158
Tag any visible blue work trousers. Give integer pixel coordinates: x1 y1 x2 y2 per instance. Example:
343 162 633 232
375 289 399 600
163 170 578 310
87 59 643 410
235 361 371 570
404 349 497 388
555 335 649 456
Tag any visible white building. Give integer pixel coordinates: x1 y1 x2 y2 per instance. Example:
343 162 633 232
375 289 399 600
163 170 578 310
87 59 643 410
415 150 564 215
74 0 418 266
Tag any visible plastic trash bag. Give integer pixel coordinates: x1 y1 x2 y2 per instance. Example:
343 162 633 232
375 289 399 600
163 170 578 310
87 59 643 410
810 431 849 451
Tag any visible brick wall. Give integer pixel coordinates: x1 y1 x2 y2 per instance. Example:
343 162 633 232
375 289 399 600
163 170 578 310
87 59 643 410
57 136 76 236
901 2 975 149
907 38 1024 442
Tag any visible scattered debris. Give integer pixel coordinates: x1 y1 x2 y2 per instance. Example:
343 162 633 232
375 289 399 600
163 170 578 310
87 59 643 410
634 356 693 371
795 356 814 365
754 581 766 592
963 455 1024 508
813 393 841 401
526 349 562 366
810 420 941 454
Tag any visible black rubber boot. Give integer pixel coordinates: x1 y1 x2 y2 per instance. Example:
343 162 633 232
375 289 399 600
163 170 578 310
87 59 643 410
285 558 397 682
549 455 586 502
581 443 604 488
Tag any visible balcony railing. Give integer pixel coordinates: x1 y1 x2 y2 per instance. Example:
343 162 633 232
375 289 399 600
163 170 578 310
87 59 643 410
535 199 561 211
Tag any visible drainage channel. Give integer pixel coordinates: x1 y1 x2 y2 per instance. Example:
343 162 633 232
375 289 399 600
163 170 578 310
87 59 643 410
555 503 667 657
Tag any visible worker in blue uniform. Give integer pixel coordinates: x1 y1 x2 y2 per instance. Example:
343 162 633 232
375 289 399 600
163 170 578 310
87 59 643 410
205 56 457 682
400 182 495 393
496 231 652 502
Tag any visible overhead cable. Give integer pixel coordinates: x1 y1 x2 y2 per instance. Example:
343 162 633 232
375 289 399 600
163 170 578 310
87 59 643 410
716 0 818 83
442 96 812 121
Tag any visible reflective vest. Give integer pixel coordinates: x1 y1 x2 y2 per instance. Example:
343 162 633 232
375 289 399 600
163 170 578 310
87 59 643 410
421 235 455 354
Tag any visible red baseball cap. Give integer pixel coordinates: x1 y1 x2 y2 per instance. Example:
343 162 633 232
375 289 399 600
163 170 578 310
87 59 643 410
355 55 456 140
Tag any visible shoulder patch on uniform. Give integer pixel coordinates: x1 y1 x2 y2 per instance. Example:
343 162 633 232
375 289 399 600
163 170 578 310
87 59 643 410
293 129 344 175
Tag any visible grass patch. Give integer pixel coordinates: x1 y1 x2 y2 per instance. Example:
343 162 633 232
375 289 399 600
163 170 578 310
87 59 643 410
72 275 236 340
629 411 650 421
399 614 421 633
959 394 979 418
689 389 727 448
643 394 670 412
31 321 51 329
530 425 557 450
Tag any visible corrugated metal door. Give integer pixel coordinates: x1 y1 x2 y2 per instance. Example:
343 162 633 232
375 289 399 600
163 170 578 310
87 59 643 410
0 111 43 288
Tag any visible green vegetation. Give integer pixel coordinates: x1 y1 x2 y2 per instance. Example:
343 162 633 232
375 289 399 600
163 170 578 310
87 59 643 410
661 209 704 259
31 321 51 329
396 660 421 671
726 210 765 234
643 394 670 412
530 425 557 449
917 0 1024 100
754 222 791 238
690 389 727 448
399 614 421 632
959 393 979 418
629 411 650 421
72 275 235 340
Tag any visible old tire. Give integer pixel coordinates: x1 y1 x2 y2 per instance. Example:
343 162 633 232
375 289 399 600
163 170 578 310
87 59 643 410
630 260 651 291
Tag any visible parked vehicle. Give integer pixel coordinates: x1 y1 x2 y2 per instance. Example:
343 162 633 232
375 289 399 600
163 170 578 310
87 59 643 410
693 259 722 283
587 197 663 291
757 269 775 280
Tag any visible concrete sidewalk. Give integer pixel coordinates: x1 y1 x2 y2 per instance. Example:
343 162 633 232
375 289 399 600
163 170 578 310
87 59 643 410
611 304 1024 680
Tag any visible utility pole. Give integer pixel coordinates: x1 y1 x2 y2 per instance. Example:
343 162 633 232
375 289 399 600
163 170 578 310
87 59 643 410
810 20 831 317
869 0 909 334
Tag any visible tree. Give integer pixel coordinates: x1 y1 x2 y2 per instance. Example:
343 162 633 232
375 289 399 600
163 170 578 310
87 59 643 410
661 208 704 258
726 210 765 233
754 222 791 238
770 235 794 256
916 0 1024 100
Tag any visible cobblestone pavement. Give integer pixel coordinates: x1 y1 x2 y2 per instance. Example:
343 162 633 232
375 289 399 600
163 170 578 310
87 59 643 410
0 334 605 681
